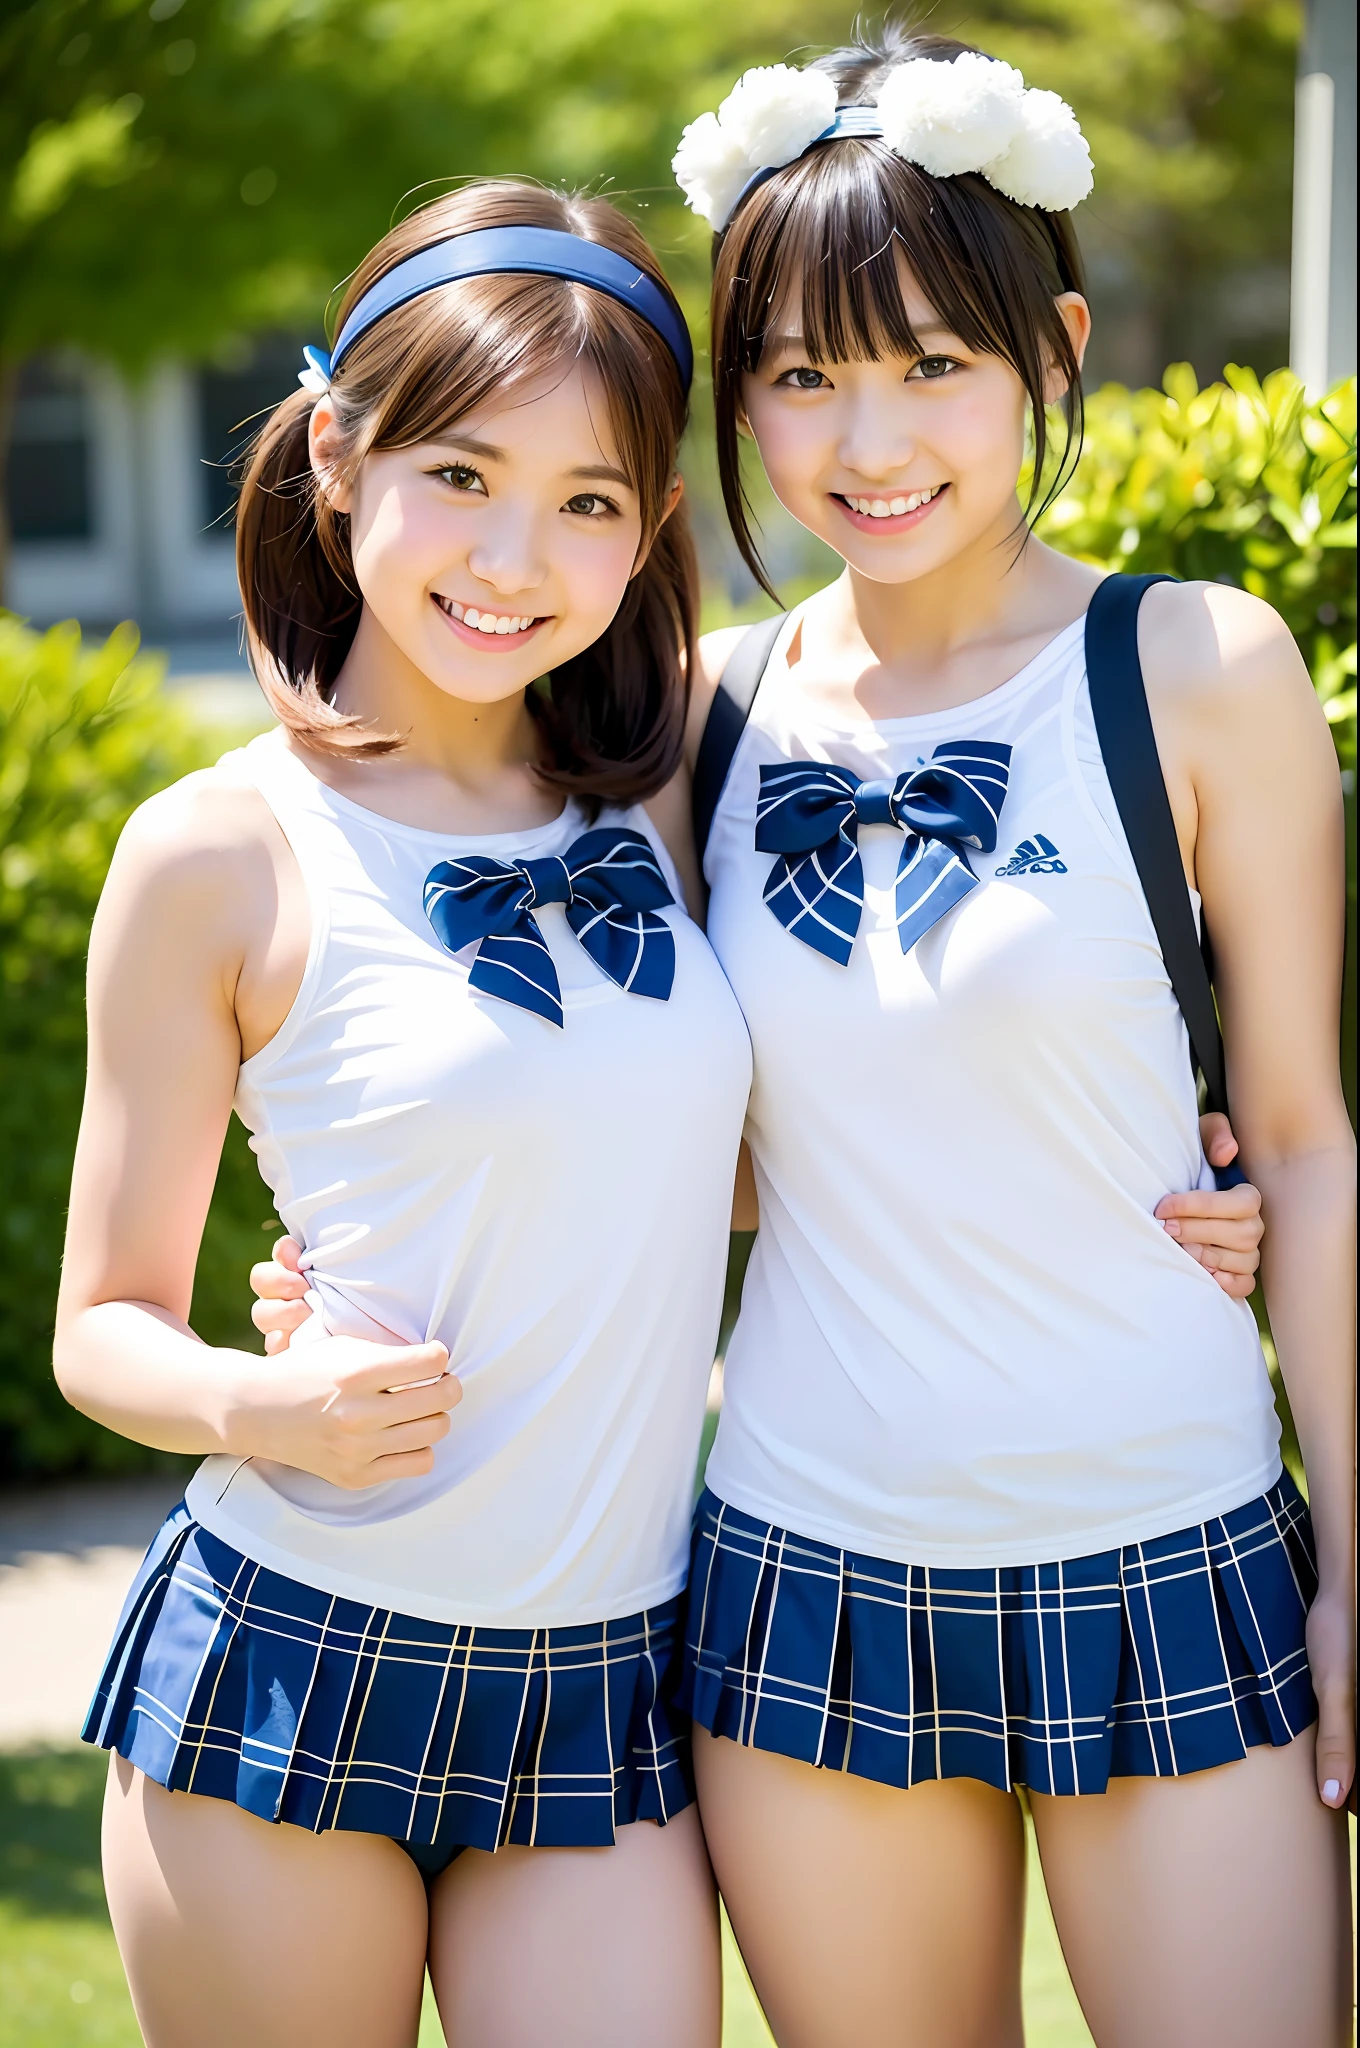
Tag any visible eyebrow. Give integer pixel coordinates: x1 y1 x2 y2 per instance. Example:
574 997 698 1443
431 435 633 491
568 462 633 489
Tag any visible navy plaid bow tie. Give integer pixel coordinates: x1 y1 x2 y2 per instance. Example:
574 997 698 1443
755 741 1011 965
424 827 675 1027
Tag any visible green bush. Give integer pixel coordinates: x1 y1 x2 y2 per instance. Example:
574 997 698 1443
1041 366 1356 758
0 618 273 1478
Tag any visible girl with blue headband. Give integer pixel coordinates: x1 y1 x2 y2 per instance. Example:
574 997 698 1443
663 23 1351 2047
57 181 746 2046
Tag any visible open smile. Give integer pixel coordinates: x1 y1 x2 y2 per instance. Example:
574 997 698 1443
431 593 546 648
832 484 948 534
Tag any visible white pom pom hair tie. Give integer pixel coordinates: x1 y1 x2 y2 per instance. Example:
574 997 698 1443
672 52 1092 230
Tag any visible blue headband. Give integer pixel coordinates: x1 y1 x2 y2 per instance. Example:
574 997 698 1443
311 226 693 392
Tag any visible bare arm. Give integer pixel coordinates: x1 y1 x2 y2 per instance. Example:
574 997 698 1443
54 770 458 1489
1145 581 1356 1807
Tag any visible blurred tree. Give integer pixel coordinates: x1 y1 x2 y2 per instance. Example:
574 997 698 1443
1 1 1302 395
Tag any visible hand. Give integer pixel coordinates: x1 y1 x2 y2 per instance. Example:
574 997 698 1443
250 1235 312 1354
1154 1113 1263 1298
1304 1584 1356 1812
228 1330 461 1489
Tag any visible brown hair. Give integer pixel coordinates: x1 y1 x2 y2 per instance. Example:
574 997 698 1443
711 23 1088 599
236 182 696 802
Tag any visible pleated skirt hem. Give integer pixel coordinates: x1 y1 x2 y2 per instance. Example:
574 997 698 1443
680 1474 1317 1797
84 1504 693 1851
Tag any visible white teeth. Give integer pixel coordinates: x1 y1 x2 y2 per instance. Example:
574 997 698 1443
435 595 535 635
845 486 941 518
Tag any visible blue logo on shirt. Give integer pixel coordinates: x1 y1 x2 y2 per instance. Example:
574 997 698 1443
996 834 1067 877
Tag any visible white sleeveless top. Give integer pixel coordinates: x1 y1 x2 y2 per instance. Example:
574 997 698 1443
186 731 752 1626
704 615 1280 1568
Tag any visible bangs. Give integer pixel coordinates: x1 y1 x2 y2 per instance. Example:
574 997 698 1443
743 142 1025 370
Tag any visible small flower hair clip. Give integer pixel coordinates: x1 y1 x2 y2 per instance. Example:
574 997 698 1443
672 52 1093 231
297 344 333 397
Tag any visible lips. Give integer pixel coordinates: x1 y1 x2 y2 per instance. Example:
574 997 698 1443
432 592 541 640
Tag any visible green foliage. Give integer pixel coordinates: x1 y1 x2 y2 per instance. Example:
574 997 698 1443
0 615 269 1477
1042 369 1357 759
2 0 1301 372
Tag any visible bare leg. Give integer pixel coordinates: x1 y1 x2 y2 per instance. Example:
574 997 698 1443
426 1806 719 2048
1032 1732 1353 2048
102 1756 429 2048
693 1728 1027 2048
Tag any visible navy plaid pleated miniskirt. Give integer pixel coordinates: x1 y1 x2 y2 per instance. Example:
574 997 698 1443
680 1475 1317 1796
83 1504 693 1852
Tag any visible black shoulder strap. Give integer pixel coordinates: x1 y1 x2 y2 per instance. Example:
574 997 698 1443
692 612 789 859
1085 572 1245 1188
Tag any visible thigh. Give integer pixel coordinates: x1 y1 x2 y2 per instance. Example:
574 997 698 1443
693 1727 1027 2048
102 1756 429 2048
426 1805 719 2048
1031 1731 1353 2048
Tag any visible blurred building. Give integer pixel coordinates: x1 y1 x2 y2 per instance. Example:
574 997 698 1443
1291 0 1356 393
5 338 300 660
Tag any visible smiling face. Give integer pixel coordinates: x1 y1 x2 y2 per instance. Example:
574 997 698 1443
311 364 650 708
742 261 1066 588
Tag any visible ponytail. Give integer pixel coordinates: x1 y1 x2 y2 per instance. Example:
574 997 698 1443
235 388 390 756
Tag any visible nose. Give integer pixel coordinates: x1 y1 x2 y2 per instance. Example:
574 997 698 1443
837 387 918 483
465 506 548 598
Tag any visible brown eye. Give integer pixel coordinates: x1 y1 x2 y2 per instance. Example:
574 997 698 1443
781 366 829 390
912 356 958 381
563 493 617 518
436 464 487 494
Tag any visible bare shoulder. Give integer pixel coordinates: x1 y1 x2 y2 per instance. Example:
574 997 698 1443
97 760 284 955
682 626 754 773
1138 580 1338 822
1138 580 1317 720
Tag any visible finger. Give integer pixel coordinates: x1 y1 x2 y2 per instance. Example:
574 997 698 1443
1156 1187 1260 1222
345 1378 464 1431
1212 1270 1256 1298
1192 1245 1260 1275
1163 1224 1262 1258
1197 1111 1239 1168
252 1297 313 1337
1314 1697 1355 1809
365 1412 455 1458
1162 1219 1262 1253
249 1260 310 1301
346 1448 439 1487
349 1343 452 1395
272 1236 305 1272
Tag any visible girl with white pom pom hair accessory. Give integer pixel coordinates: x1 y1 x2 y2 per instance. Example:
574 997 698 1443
668 20 1355 2047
